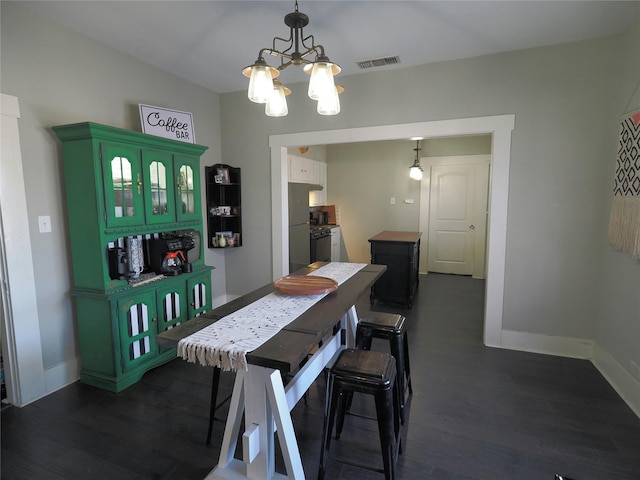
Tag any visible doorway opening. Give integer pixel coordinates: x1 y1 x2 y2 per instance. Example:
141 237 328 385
270 115 515 347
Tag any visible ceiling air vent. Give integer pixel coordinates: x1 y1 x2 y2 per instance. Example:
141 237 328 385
356 55 400 69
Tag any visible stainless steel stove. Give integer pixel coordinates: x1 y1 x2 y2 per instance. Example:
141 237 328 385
310 225 332 263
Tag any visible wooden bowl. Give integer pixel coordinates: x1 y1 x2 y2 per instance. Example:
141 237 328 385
273 275 338 295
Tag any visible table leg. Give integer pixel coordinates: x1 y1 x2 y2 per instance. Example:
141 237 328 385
266 370 305 479
207 307 356 480
346 305 359 347
216 370 246 470
208 365 304 480
244 366 277 479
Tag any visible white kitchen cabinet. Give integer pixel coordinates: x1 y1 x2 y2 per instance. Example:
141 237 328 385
290 155 327 206
309 161 327 206
330 226 341 262
288 155 314 183
313 160 326 188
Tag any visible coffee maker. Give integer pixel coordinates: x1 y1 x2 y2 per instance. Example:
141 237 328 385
147 235 194 276
310 210 329 226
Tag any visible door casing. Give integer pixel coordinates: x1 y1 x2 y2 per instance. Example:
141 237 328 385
270 115 515 348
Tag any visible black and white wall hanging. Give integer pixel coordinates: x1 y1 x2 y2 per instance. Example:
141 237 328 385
608 108 640 259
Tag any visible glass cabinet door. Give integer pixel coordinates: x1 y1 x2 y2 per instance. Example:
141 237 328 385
118 292 158 371
156 279 188 334
187 273 211 317
102 143 144 228
142 149 175 225
174 155 201 222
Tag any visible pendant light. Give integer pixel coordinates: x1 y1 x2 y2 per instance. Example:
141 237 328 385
243 1 342 117
409 139 423 180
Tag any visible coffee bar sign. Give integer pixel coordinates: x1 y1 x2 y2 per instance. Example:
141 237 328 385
139 104 195 143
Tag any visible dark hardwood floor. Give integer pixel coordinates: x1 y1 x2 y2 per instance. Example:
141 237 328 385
2 273 640 479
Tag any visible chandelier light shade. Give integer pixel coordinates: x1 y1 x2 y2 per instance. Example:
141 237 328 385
317 85 340 115
265 80 291 117
304 58 340 100
409 139 424 180
243 1 342 117
244 60 279 104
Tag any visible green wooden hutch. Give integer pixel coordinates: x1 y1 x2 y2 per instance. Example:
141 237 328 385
53 122 213 392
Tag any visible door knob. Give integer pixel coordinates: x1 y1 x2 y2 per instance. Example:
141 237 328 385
469 225 475 230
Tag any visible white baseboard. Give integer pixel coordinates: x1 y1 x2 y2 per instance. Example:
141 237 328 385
212 292 244 308
211 294 230 308
591 343 640 418
44 357 80 393
500 329 593 359
11 357 83 407
499 330 640 419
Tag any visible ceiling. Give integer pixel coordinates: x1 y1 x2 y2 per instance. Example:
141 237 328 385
23 1 640 95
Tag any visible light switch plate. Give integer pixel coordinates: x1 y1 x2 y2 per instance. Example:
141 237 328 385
38 215 52 233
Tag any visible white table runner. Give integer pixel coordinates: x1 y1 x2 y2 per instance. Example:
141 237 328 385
177 262 367 371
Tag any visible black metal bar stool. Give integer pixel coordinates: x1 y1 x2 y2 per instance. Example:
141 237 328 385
356 312 413 423
206 367 232 445
319 349 402 480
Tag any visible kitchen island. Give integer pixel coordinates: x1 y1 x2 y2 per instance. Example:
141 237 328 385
368 231 422 308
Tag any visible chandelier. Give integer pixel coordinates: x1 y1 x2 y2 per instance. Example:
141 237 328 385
409 139 423 180
242 1 342 117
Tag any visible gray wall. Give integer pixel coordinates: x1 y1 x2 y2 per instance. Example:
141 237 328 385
324 136 492 264
594 18 640 395
327 140 423 263
219 22 639 411
1 3 224 387
220 34 619 337
2 0 638 412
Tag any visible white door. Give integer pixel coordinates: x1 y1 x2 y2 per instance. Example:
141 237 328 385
425 158 489 277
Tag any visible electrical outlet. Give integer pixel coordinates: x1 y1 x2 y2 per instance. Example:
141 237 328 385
404 198 414 204
38 215 52 233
